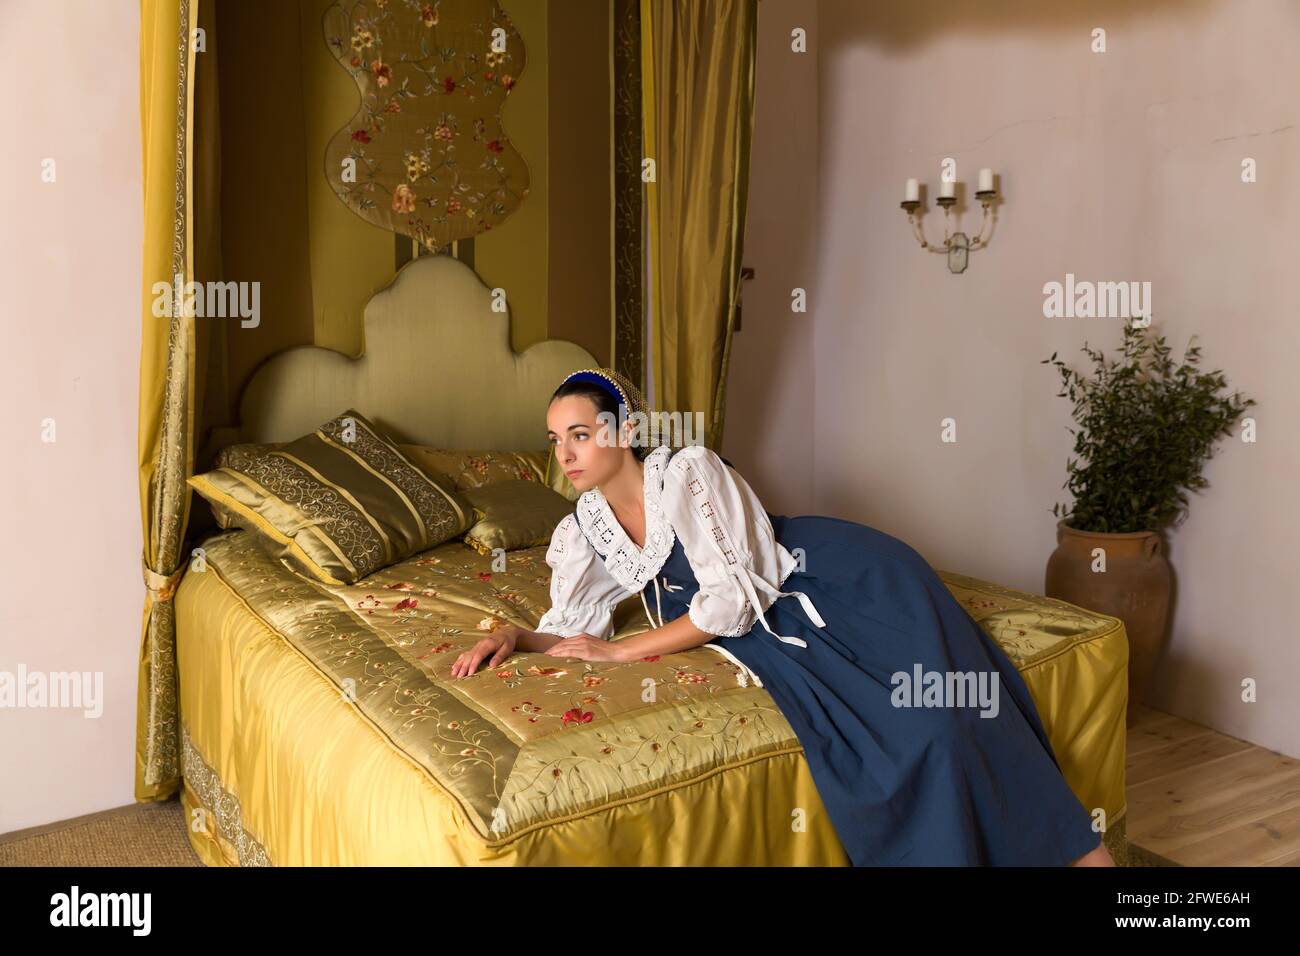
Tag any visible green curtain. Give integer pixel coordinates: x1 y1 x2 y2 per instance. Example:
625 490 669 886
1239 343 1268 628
641 0 758 452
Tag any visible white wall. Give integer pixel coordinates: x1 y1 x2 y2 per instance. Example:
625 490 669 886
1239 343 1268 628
811 0 1299 757
726 0 819 515
0 0 143 832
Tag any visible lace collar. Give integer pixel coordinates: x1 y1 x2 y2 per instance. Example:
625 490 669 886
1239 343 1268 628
575 444 676 593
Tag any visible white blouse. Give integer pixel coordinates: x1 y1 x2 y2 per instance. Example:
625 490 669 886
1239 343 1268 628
660 445 826 647
536 445 828 683
534 512 627 641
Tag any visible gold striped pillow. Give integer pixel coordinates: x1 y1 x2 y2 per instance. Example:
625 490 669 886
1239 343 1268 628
461 480 577 556
188 410 475 585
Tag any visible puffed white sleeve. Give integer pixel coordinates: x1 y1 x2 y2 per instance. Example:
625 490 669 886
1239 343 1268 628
535 512 628 640
661 446 809 642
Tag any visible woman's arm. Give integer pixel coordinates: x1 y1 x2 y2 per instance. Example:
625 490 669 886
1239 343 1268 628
612 613 716 659
510 625 564 653
542 612 715 663
488 624 564 655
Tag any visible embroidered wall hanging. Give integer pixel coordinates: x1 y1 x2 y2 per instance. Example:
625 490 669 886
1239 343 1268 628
323 0 530 252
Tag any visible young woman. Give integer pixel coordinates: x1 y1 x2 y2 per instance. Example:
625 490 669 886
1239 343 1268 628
452 367 1116 867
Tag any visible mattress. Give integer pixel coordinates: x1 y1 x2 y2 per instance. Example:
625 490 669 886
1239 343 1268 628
174 527 1129 866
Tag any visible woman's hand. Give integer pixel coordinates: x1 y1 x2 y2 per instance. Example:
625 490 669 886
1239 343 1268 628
451 626 519 678
544 634 626 663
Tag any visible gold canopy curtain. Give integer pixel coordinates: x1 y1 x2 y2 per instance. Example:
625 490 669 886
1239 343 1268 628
641 0 758 452
137 0 212 801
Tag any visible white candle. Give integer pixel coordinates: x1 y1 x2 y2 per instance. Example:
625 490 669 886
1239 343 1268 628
904 178 919 202
938 179 955 199
978 167 994 192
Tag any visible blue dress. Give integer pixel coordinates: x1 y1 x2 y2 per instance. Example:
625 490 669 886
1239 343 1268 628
629 508 1104 867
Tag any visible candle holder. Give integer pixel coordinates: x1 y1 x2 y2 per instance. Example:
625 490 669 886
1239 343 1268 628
900 184 1000 274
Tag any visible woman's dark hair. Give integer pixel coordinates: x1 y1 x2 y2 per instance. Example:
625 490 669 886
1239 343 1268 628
550 380 650 462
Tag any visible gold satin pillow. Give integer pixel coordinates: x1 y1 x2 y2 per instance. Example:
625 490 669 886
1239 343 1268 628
461 480 576 556
207 442 283 529
399 444 579 501
188 410 475 585
400 445 536 489
514 448 579 501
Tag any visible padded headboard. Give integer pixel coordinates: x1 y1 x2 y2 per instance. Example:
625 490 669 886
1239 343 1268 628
235 254 598 450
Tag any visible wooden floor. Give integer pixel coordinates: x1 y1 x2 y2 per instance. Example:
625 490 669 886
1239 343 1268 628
1127 705 1300 866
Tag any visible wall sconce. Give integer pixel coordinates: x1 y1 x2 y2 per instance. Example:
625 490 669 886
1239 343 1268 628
900 168 999 274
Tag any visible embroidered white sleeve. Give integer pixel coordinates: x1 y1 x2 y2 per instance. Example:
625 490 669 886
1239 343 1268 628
535 513 627 640
662 446 793 638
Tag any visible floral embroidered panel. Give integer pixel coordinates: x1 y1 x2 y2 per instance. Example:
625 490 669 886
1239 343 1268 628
323 0 530 251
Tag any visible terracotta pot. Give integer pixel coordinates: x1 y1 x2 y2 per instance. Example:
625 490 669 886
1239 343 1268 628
1044 519 1172 727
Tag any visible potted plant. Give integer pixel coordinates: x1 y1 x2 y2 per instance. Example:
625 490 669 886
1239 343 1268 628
1041 324 1255 726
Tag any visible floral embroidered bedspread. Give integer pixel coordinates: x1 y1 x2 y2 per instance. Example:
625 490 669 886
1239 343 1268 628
193 529 1121 840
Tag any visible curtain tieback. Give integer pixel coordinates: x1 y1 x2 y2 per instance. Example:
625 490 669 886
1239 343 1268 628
142 558 185 603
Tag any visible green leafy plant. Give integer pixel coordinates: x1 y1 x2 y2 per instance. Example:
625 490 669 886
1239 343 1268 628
1041 324 1256 533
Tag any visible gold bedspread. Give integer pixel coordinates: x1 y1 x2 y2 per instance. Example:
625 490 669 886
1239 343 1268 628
175 529 1128 865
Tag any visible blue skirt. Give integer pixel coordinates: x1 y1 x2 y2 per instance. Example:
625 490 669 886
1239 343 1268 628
652 514 1104 866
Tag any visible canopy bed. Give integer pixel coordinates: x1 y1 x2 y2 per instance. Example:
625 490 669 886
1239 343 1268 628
168 253 1132 866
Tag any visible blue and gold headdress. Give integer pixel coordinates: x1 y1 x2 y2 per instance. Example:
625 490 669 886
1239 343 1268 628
559 368 641 417
553 366 667 453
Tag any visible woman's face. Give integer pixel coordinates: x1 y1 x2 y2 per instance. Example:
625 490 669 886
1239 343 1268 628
546 395 633 494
